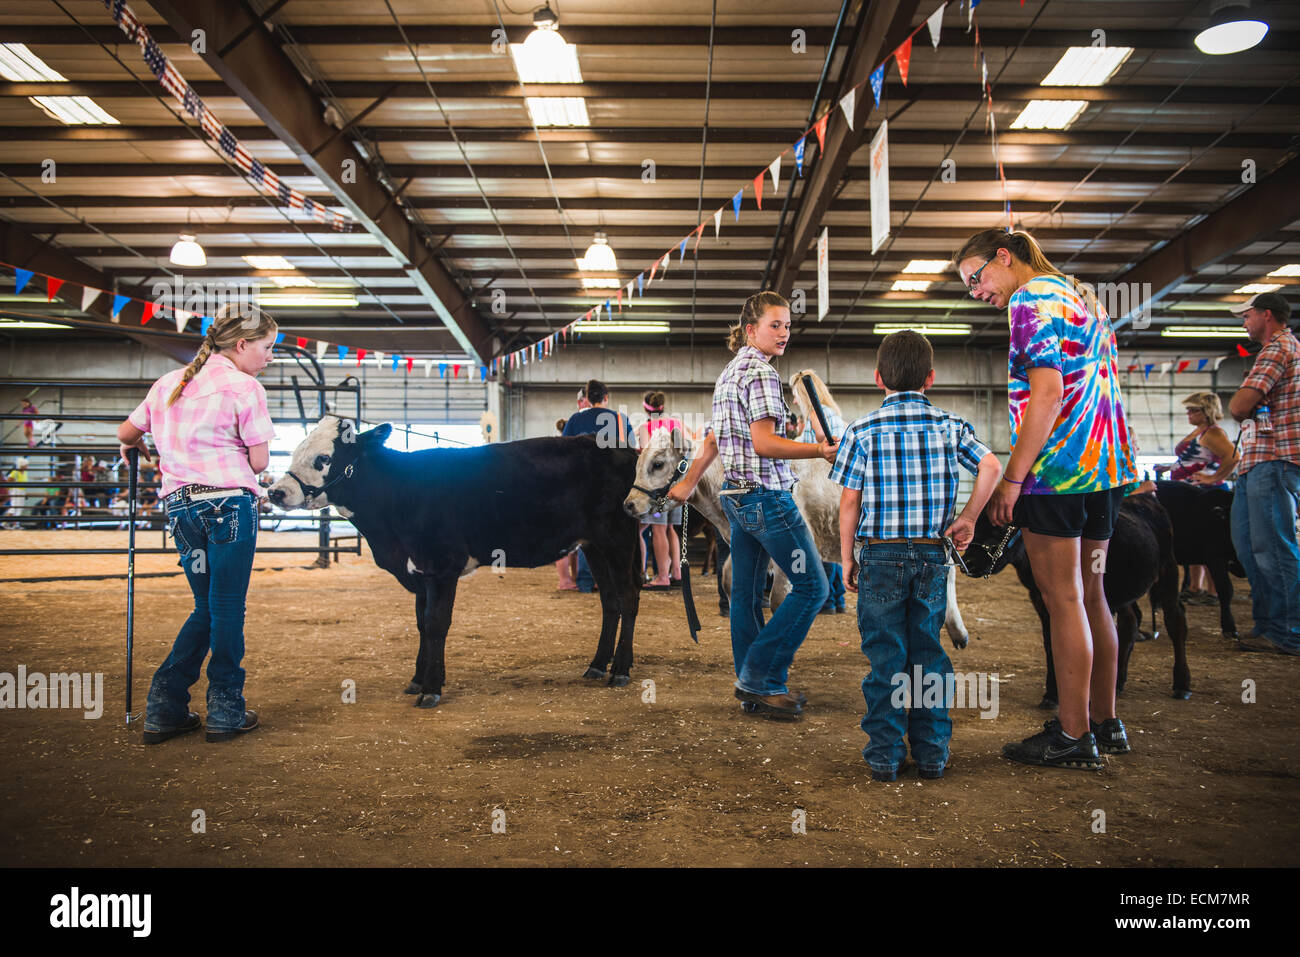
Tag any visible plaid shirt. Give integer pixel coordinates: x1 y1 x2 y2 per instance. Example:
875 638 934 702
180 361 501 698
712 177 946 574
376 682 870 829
829 392 991 540
710 345 797 490
129 353 276 497
1238 329 1300 474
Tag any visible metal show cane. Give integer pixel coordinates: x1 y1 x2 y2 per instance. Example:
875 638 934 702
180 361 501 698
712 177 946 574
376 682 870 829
125 447 138 726
798 374 835 445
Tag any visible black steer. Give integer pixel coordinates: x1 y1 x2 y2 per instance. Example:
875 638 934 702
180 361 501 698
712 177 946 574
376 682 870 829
1154 479 1244 639
268 417 642 707
962 493 1190 706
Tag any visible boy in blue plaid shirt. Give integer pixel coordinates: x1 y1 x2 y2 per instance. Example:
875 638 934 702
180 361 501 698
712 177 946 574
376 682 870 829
830 331 1002 781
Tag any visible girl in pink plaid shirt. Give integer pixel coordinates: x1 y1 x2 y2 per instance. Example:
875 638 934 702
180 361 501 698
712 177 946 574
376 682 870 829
117 305 278 743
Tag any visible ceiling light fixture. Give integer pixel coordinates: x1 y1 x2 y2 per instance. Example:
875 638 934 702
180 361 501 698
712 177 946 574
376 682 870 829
243 255 295 270
1234 282 1282 294
0 318 72 329
572 321 670 334
510 5 581 83
578 231 618 272
169 234 206 267
902 259 951 273
873 323 972 336
891 279 932 292
1010 99 1089 130
1194 2 1269 55
1161 326 1249 338
255 292 358 308
526 96 590 127
1265 264 1300 277
1041 46 1134 86
0 43 119 125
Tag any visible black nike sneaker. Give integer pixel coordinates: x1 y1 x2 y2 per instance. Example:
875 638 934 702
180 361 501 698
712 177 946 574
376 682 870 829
1002 718 1103 771
1090 717 1131 754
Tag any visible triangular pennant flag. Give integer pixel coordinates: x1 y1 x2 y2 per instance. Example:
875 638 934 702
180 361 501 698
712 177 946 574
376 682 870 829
406 357 414 373
337 344 347 365
1177 359 1191 373
1158 361 1171 377
13 268 33 295
869 63 885 108
454 363 461 379
1215 355 1229 370
838 87 856 130
895 36 913 86
604 298 612 318
968 0 978 31
357 348 367 366
81 287 102 312
140 301 157 325
650 257 660 284
439 362 447 378
754 170 765 209
769 155 781 194
813 114 828 152
794 136 806 176
732 189 743 220
927 3 946 49
316 340 328 360
424 359 434 377
637 272 645 296
174 308 191 334
617 286 623 311
1197 358 1208 371
480 366 487 382
1143 363 1154 378
693 223 705 255
391 353 400 370
1236 343 1250 357
713 208 723 237
296 336 307 349
275 332 285 345
981 51 988 90
626 279 636 305
679 236 688 261
373 350 384 369
201 316 214 337
111 293 129 321
46 277 64 301
660 252 670 277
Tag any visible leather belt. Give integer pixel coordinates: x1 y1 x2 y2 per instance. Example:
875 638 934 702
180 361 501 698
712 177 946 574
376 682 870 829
862 537 944 545
164 484 250 505
720 479 766 496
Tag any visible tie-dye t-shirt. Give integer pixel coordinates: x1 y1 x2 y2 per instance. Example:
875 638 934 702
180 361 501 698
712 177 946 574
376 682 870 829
1008 274 1137 495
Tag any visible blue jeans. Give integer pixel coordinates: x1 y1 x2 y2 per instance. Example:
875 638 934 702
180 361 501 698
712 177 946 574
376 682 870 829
1231 460 1300 650
575 547 595 592
857 542 952 774
721 487 828 696
145 491 259 733
822 561 846 611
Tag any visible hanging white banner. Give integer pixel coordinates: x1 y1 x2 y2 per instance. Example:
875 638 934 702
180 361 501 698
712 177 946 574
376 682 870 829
817 227 830 321
869 119 890 254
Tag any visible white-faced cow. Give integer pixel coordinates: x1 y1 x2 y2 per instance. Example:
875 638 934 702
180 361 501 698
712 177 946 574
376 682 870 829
268 416 643 707
623 428 973 648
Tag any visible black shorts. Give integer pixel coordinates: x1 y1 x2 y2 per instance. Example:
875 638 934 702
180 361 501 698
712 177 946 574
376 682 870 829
1012 487 1126 540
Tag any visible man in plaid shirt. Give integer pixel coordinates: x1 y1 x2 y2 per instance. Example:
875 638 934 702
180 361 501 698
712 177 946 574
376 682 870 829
830 331 1002 780
1227 292 1300 655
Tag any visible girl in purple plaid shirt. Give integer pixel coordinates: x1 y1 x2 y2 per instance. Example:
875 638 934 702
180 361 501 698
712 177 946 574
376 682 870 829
667 291 838 720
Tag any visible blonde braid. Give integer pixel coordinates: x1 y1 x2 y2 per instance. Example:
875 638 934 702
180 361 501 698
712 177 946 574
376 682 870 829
167 335 214 406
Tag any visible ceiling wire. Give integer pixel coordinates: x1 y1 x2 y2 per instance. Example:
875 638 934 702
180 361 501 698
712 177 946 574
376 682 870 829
45 0 414 327
689 0 719 355
381 0 555 336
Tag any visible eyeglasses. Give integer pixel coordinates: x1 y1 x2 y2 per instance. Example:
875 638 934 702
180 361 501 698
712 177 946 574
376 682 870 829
966 257 993 296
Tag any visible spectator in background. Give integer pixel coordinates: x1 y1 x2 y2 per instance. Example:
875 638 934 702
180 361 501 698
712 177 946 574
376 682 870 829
1153 391 1238 603
20 398 37 448
636 390 686 590
791 369 849 615
3 456 29 529
562 380 635 592
1227 292 1299 656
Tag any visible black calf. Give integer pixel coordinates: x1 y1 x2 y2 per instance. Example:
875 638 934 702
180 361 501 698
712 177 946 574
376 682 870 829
271 420 642 707
1154 480 1243 639
962 493 1190 706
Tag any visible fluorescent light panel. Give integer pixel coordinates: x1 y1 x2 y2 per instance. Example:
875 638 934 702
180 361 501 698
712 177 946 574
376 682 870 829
0 318 71 329
0 45 118 125
891 279 932 292
29 94 119 125
1041 46 1133 86
1161 326 1247 338
1234 283 1282 294
268 276 316 288
902 259 951 273
526 97 589 127
579 277 621 289
1010 99 1089 130
1267 264 1300 277
874 323 971 335
0 43 65 81
256 293 358 308
509 39 582 83
573 321 669 334
243 255 295 270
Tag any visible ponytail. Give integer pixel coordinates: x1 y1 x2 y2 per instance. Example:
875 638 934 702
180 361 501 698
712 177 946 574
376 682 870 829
726 290 789 353
954 227 1101 317
166 302 277 407
167 335 215 406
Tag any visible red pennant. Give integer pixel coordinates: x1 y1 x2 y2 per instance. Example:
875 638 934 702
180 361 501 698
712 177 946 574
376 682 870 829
895 36 913 86
617 286 623 311
357 348 367 366
296 336 307 348
754 171 764 210
693 222 705 255
46 277 64 301
1177 360 1191 372
453 363 461 378
813 114 828 153
140 301 157 325
1236 343 1250 357
406 356 414 373
649 258 658 283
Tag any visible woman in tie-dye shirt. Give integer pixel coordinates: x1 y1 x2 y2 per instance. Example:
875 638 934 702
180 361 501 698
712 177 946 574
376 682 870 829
956 228 1136 774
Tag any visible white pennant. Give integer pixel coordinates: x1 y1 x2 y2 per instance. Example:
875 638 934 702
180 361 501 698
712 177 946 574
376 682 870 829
769 155 782 193
927 3 946 48
1158 361 1171 377
626 280 635 307
1214 355 1228 371
173 308 191 333
839 87 856 130
374 350 384 369
660 252 670 277
424 359 434 377
81 287 102 312
713 208 722 237
316 339 328 360
967 0 974 31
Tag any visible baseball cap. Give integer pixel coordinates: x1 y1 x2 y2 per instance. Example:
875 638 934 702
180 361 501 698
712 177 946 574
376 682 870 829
1229 292 1292 321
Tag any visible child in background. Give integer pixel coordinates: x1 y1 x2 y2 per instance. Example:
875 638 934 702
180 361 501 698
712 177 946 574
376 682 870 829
830 331 1002 780
117 304 278 744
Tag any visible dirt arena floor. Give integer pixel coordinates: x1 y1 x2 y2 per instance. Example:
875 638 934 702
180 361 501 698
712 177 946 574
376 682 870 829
1 528 1297 867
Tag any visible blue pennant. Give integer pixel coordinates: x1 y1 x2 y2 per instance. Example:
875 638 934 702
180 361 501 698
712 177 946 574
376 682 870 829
337 344 347 364
201 315 214 336
794 136 805 176
13 268 33 295
637 273 644 296
732 189 743 220
869 64 885 107
111 293 130 319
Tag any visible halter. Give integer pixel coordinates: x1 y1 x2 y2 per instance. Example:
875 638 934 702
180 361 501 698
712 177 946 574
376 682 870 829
284 461 354 504
630 455 690 512
958 524 1021 579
